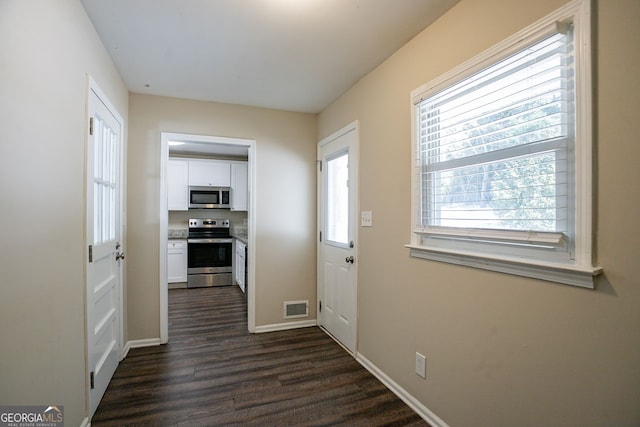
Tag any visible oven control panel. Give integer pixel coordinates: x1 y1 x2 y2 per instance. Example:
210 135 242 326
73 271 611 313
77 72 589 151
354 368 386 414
189 218 230 228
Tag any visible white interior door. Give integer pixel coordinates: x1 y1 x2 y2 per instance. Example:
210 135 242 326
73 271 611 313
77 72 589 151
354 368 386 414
318 122 358 354
86 83 124 418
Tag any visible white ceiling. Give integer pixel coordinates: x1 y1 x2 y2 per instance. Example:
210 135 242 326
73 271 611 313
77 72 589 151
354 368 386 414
81 0 460 114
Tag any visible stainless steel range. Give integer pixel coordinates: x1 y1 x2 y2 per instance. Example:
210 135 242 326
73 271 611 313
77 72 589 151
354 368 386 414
187 218 233 288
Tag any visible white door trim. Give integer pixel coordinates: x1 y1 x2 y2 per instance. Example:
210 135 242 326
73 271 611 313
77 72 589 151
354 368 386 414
159 132 257 343
317 120 359 355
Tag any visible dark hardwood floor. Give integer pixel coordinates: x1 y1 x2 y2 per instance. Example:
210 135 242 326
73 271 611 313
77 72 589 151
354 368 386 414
92 286 429 426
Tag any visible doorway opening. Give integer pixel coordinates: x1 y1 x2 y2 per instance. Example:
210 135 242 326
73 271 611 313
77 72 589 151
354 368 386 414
159 132 257 343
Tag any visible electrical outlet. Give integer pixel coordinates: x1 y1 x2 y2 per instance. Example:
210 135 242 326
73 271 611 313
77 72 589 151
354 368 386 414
415 352 426 379
361 211 373 227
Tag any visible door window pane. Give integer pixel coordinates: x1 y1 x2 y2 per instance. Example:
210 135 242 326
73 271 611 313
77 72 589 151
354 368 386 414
93 114 118 245
326 151 349 244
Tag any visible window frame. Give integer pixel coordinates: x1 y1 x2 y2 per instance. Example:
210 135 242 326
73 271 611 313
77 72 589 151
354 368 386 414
407 0 601 288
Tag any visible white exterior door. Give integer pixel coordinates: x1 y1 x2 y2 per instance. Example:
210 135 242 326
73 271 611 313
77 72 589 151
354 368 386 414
86 83 124 418
318 122 358 354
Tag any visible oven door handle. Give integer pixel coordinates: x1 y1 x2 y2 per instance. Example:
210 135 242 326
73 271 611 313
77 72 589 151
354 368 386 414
188 238 233 244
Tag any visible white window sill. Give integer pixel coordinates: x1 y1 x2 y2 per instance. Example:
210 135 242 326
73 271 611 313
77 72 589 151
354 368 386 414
405 244 602 289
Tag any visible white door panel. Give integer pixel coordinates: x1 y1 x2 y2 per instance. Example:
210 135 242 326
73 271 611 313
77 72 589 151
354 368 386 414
86 83 123 419
318 122 358 354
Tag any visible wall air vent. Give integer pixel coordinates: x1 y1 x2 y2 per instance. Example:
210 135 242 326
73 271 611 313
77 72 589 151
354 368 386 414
284 300 309 319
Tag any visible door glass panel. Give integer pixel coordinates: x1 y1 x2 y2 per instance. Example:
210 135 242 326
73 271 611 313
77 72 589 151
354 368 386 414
93 114 118 245
326 151 349 244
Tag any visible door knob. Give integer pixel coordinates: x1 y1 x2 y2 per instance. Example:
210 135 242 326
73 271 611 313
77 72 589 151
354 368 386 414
345 255 354 264
116 252 125 261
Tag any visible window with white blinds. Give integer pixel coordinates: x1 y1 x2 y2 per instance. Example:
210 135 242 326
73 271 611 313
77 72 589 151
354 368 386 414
417 29 572 236
408 0 600 288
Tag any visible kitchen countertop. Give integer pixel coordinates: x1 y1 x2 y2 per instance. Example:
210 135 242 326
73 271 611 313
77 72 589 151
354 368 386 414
168 227 247 242
231 230 248 244
168 228 188 239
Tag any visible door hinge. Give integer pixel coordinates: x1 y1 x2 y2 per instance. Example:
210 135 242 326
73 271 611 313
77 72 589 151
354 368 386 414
89 117 94 136
88 245 93 263
317 160 322 171
319 231 322 242
319 300 322 313
90 371 95 389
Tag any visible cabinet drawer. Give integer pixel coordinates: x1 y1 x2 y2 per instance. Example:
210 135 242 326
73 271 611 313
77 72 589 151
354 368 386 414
168 240 187 249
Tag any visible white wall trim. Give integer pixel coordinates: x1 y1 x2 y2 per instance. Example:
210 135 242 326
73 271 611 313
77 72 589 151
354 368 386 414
254 319 317 333
159 134 169 344
246 141 257 333
122 338 162 359
356 353 449 427
80 417 90 427
406 244 601 288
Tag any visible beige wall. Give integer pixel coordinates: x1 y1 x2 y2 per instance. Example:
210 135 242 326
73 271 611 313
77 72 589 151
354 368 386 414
2 0 637 425
126 94 317 339
0 0 129 425
318 0 640 425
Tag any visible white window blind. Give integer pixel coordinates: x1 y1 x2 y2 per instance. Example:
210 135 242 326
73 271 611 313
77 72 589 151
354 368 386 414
416 27 574 238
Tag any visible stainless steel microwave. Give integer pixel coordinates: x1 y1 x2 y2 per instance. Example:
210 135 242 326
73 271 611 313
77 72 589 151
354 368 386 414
188 186 230 209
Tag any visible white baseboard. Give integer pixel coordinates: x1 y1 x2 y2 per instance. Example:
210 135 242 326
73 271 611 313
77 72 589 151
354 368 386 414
356 353 449 427
254 319 317 333
122 338 162 359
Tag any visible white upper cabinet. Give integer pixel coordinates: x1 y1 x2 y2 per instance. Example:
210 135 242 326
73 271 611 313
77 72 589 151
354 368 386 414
167 159 189 211
230 161 248 211
188 159 231 187
169 158 247 211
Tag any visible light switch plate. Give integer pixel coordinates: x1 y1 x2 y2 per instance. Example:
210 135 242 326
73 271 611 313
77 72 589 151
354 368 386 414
361 211 373 227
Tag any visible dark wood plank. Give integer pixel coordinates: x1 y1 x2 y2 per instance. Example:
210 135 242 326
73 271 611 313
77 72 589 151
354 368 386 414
92 286 429 426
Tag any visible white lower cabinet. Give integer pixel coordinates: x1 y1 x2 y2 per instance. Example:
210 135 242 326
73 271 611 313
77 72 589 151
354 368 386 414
235 239 246 293
168 240 188 283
